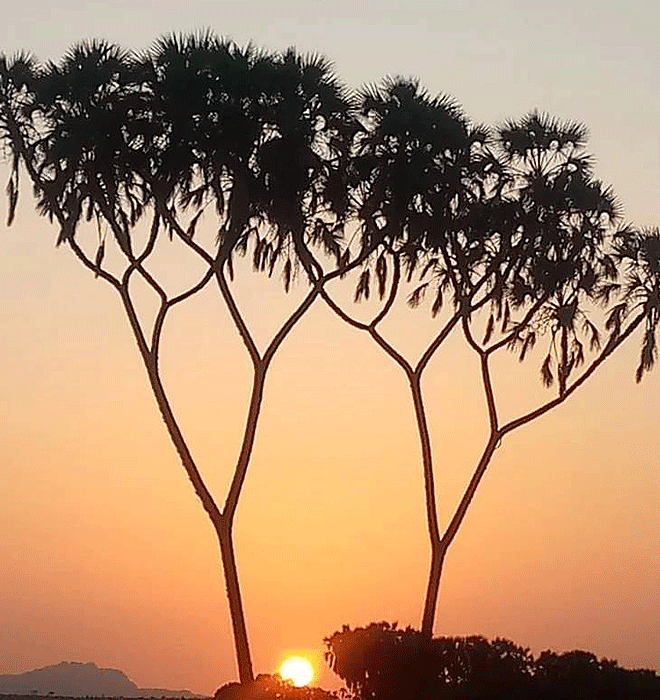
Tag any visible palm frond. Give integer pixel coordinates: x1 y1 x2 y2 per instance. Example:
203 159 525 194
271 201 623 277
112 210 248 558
541 353 554 386
636 323 658 382
355 268 371 302
408 282 429 308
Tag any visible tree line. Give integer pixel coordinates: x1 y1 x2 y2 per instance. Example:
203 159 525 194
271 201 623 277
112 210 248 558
323 623 660 700
213 624 660 699
1 32 658 686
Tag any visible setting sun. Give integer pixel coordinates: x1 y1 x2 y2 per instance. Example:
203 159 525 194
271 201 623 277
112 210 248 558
279 656 315 687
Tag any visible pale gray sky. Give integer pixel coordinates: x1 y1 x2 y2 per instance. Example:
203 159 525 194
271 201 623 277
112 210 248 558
3 1 659 222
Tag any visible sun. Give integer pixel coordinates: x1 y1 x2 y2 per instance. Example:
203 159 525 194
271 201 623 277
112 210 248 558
279 655 315 687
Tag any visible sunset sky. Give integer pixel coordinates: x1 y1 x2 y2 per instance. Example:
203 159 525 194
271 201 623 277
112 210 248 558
1 0 659 694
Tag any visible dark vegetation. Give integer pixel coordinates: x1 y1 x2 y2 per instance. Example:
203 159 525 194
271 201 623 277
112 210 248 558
1 33 659 687
324 623 660 700
215 675 335 700
210 623 660 699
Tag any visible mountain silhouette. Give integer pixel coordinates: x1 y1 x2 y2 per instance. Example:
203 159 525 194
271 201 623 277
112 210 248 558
0 662 200 697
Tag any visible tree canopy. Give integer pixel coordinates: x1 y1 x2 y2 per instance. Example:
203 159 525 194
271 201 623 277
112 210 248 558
325 623 660 700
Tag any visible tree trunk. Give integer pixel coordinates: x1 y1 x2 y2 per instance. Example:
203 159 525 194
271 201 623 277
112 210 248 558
217 520 254 684
421 543 446 637
409 374 444 638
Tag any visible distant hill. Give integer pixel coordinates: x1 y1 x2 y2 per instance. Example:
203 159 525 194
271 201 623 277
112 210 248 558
0 662 201 698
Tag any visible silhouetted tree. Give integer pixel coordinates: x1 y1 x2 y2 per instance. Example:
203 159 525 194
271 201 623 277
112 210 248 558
316 100 656 635
534 649 660 700
325 623 535 700
324 622 429 700
325 624 660 700
0 35 363 683
215 675 338 700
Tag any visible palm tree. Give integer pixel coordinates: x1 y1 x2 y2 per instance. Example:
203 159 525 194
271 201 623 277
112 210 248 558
137 36 359 682
313 76 486 636
0 34 362 684
414 112 644 635
319 99 646 638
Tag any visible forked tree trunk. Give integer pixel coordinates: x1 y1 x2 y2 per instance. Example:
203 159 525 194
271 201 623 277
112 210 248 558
122 307 258 685
150 374 257 683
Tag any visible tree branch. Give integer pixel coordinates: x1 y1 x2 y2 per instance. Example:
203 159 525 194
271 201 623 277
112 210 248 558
320 289 370 331
415 312 461 376
160 202 216 266
500 311 645 436
485 294 548 355
411 374 441 547
223 366 267 522
118 284 223 524
136 210 161 263
439 307 647 557
263 284 320 366
215 265 262 367
370 252 401 328
68 237 121 290
151 267 215 368
440 432 500 550
462 315 499 433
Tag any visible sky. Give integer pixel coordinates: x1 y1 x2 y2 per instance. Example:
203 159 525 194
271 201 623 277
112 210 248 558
1 0 659 694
